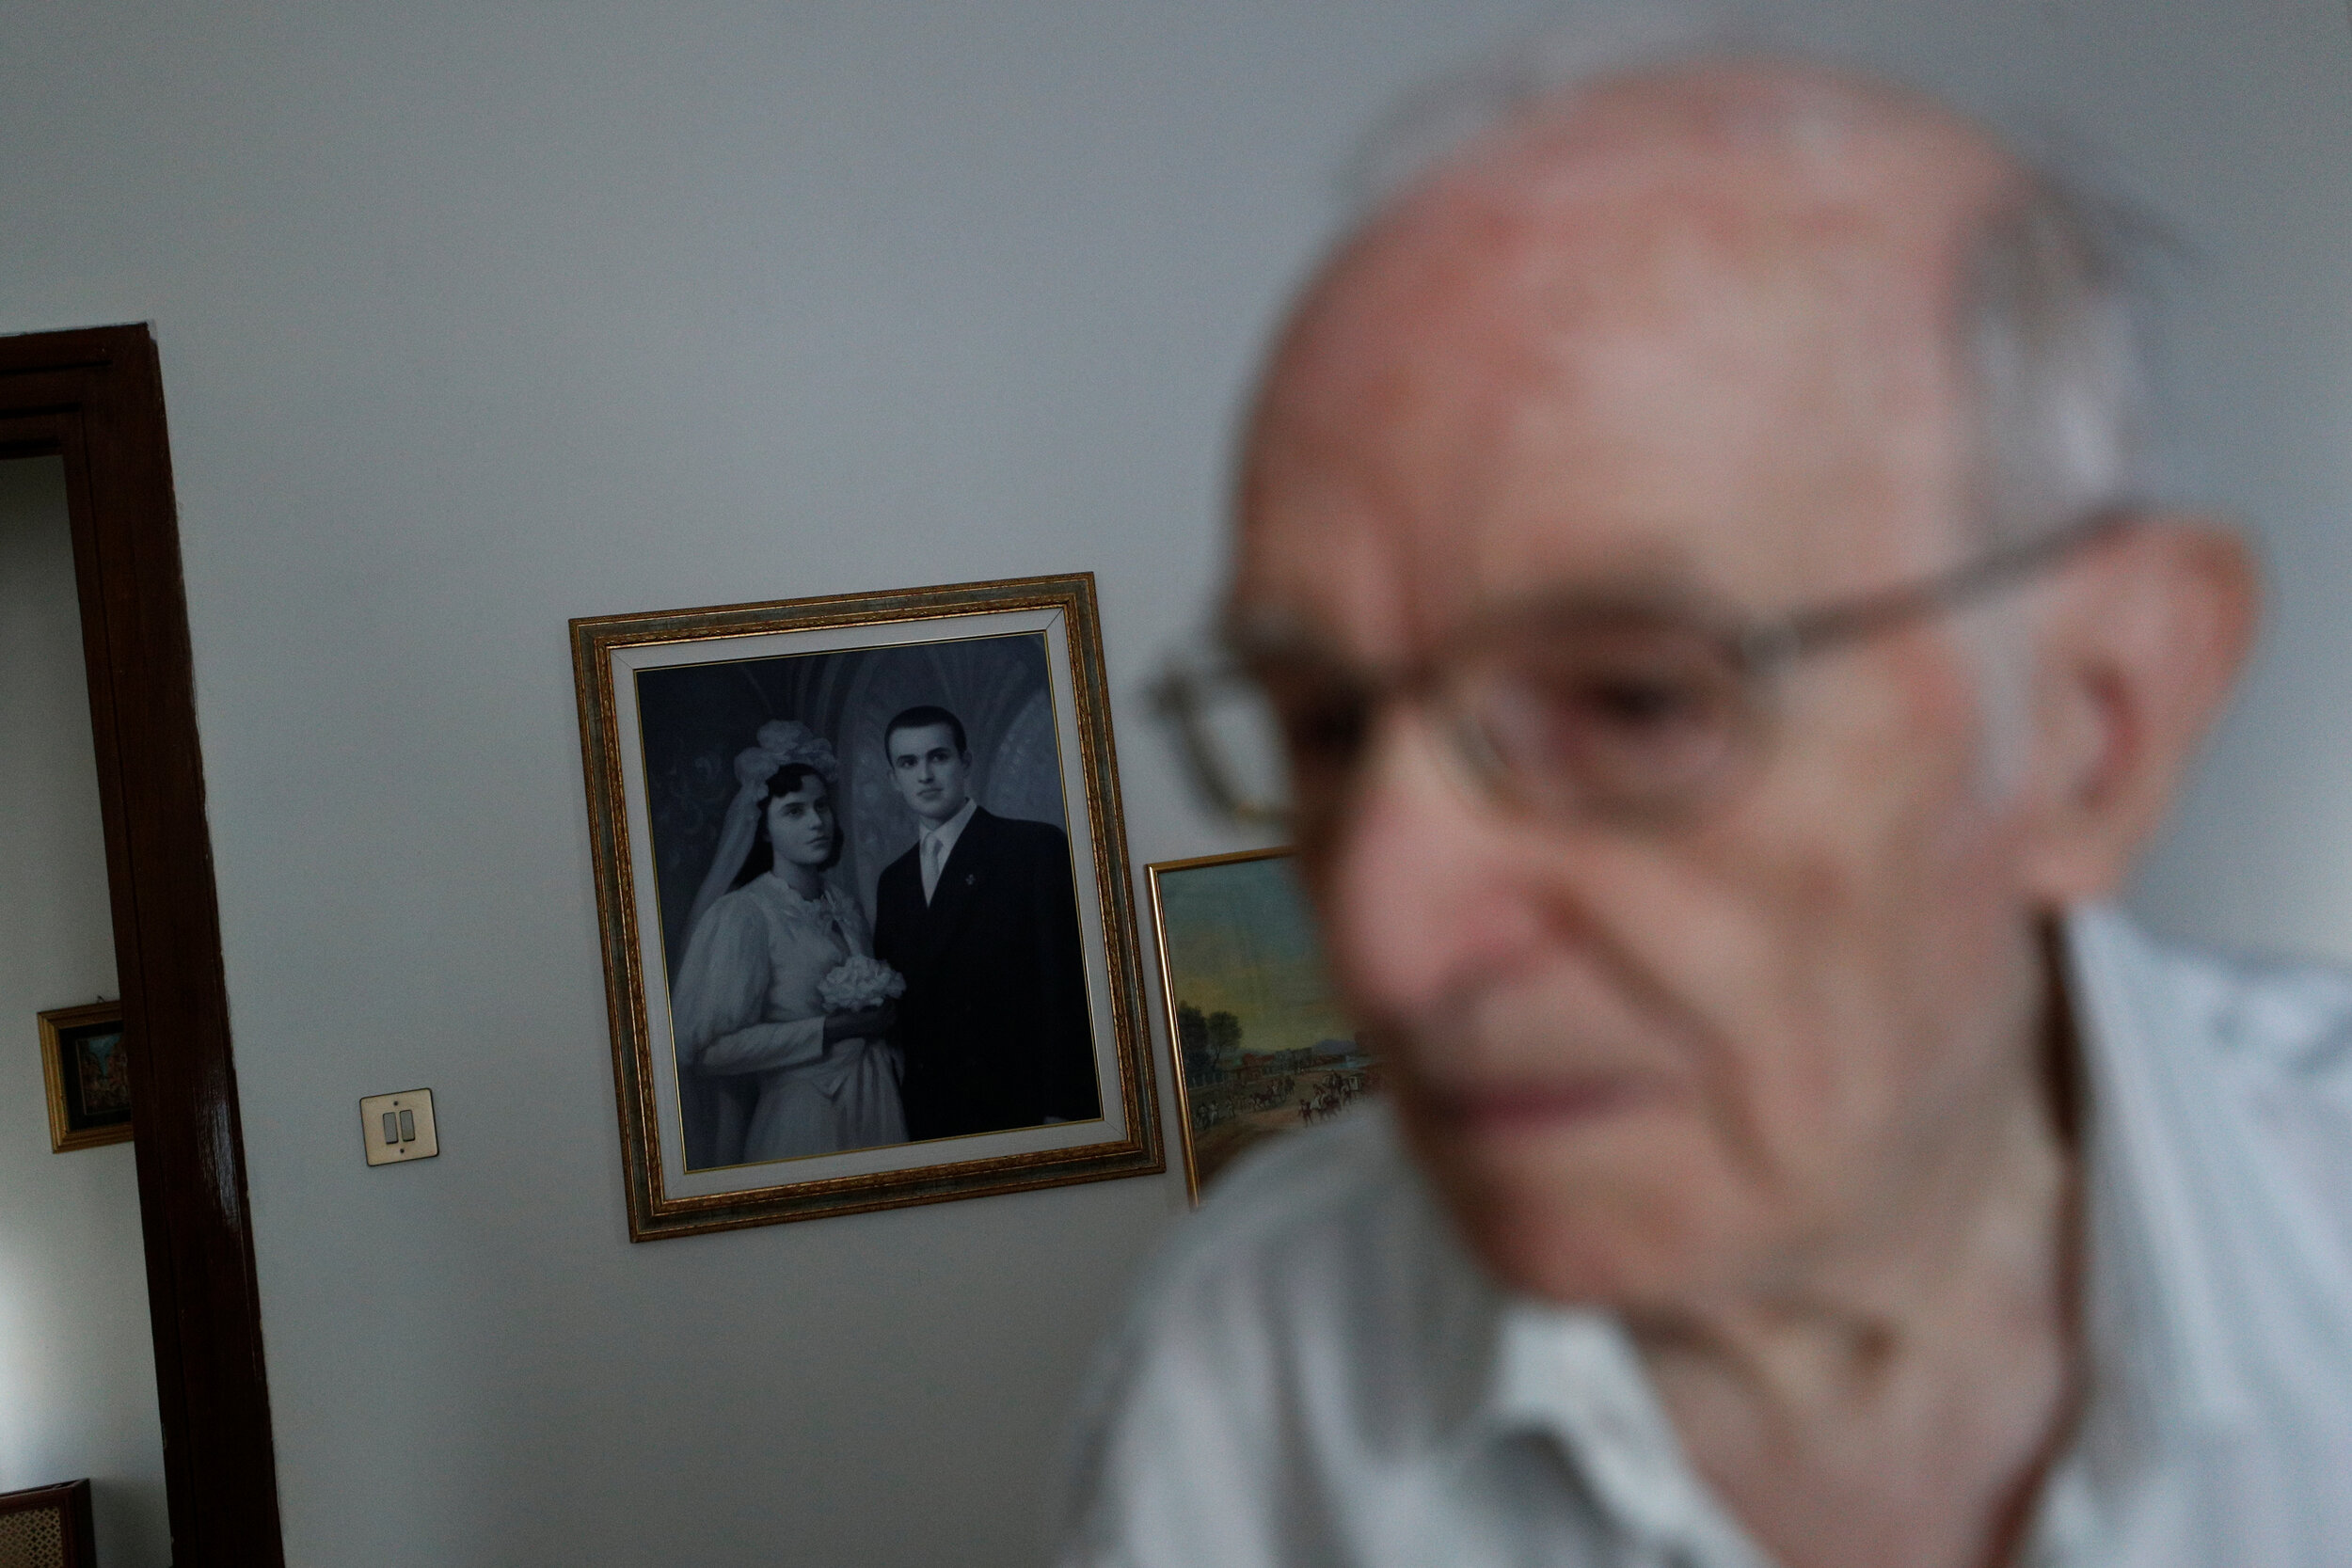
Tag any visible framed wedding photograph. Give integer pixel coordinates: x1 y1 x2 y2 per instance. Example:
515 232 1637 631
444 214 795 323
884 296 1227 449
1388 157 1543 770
572 573 1162 1239
1145 847 1377 1201
38 1001 133 1153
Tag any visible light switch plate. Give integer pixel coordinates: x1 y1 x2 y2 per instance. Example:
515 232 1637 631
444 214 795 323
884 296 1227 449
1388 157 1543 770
359 1088 439 1166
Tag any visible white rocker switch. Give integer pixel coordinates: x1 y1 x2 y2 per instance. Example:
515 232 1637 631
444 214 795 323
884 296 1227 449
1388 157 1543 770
359 1089 439 1166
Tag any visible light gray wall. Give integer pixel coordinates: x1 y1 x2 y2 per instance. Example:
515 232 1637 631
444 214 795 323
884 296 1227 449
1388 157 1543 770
0 456 171 1567
0 3 2345 1565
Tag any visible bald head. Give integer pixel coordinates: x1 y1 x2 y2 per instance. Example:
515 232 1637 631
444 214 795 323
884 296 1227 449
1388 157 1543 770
1289 60 2019 372
1235 62 2115 646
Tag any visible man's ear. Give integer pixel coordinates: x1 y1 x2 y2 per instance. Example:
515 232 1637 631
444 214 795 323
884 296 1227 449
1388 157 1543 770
2014 517 2258 904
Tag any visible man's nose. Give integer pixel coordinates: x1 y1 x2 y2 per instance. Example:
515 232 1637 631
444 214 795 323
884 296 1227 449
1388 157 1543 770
1312 708 1548 1031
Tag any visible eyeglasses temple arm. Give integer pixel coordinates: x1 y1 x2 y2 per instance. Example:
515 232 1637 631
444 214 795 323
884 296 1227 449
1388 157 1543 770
1148 668 1289 828
1739 507 2136 668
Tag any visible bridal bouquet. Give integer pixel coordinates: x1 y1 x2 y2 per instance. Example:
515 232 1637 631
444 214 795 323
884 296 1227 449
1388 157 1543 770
818 956 907 1014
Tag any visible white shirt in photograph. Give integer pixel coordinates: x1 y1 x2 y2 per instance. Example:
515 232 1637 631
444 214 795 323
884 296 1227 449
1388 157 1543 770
919 795 979 904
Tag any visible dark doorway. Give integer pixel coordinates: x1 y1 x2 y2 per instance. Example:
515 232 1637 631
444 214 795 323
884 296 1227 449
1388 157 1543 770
0 325 285 1566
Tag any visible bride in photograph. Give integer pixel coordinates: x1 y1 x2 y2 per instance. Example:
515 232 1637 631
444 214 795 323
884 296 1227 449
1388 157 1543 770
670 723 906 1165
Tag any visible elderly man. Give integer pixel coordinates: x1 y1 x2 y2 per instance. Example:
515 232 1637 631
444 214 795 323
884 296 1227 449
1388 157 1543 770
1060 53 2352 1568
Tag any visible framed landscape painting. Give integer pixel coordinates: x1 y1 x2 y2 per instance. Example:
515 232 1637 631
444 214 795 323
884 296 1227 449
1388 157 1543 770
39 1001 133 1153
1146 847 1377 1200
572 573 1162 1240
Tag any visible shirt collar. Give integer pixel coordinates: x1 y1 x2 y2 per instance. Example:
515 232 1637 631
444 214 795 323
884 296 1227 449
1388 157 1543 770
2057 904 2352 1464
1476 1303 1765 1560
922 796 979 857
2058 904 2251 1458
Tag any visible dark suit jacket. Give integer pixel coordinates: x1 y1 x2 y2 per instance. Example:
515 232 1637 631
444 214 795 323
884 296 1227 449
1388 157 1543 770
872 807 1103 1141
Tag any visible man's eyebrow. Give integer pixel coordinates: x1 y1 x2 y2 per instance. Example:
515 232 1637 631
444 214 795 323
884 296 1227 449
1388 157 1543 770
1221 604 1333 662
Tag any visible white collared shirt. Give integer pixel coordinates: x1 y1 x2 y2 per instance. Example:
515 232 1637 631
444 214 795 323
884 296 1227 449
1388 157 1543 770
919 795 979 903
1056 908 2352 1566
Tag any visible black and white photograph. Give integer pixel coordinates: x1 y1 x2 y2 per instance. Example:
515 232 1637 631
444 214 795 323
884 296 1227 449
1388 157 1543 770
572 575 1160 1238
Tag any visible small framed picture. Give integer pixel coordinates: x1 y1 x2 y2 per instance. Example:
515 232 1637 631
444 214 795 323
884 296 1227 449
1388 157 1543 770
38 1001 133 1153
1145 847 1377 1201
572 573 1163 1239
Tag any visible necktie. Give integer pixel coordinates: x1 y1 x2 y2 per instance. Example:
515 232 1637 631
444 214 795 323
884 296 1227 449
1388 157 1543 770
922 832 946 903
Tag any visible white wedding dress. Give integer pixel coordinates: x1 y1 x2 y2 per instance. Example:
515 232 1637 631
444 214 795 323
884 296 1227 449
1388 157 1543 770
670 875 907 1164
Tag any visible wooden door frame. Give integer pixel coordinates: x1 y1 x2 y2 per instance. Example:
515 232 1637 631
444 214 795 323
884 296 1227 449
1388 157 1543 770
1 324 284 1566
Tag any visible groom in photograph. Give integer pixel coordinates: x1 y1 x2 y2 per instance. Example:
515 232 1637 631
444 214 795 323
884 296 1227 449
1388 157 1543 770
872 705 1103 1141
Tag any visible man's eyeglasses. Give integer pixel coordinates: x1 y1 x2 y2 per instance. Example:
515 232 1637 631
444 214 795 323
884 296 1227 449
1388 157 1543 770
1150 509 2129 835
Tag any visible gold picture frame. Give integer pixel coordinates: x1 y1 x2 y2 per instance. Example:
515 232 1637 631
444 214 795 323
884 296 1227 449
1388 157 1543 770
38 1001 133 1153
572 573 1162 1239
1146 847 1375 1202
